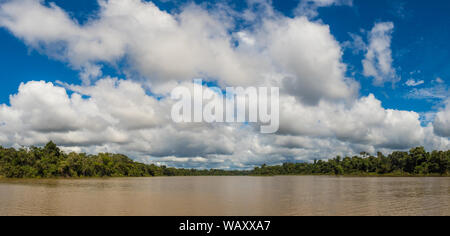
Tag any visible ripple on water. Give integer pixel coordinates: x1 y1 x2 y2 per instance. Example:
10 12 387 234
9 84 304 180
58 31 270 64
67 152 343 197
0 176 449 216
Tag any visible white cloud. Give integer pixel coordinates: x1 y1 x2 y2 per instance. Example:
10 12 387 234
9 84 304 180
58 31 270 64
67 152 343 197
405 79 425 87
0 79 162 146
435 77 444 84
296 0 353 18
363 22 399 85
434 100 450 137
0 0 357 105
406 83 448 100
79 64 103 85
279 94 427 149
343 33 367 55
259 16 359 105
236 31 256 46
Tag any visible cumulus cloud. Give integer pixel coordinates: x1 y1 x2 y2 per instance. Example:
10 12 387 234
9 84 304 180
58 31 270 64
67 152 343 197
0 79 161 146
434 100 450 137
260 16 359 105
0 0 357 104
279 94 426 149
0 79 241 162
0 0 244 84
363 22 399 86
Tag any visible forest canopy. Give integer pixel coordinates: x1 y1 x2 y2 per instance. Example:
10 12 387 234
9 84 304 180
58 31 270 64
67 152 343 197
253 148 450 176
0 142 449 178
0 142 247 178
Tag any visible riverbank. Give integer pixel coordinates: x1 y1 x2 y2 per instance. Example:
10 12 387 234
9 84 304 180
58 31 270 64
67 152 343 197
1 142 449 178
253 173 450 177
1 173 449 180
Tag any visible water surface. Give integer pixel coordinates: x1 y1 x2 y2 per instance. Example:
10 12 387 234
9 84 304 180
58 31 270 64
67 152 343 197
0 176 449 216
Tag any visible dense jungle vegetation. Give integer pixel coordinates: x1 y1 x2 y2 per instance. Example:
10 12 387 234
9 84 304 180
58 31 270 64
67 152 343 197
0 142 248 178
0 142 449 178
253 148 450 176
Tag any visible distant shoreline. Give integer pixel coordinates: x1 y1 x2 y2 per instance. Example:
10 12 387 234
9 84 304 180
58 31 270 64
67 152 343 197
253 173 450 177
1 142 449 179
1 173 449 180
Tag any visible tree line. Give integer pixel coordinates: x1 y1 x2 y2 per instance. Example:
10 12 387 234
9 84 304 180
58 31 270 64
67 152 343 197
253 147 450 176
0 142 248 178
0 142 449 178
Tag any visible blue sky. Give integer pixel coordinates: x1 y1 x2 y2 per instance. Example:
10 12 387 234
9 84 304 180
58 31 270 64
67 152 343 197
1 0 448 112
0 0 449 169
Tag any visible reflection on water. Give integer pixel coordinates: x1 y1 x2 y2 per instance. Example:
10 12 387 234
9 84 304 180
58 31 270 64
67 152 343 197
0 176 449 216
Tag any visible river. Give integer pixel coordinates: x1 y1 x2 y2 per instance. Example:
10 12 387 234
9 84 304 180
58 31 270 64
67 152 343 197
0 176 449 216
